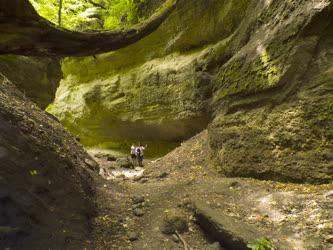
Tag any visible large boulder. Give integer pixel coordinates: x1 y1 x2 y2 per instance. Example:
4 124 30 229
0 75 97 249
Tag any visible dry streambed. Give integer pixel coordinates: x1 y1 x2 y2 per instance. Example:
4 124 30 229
87 131 333 250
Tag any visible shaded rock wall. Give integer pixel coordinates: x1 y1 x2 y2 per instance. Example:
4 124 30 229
0 75 96 249
0 56 61 109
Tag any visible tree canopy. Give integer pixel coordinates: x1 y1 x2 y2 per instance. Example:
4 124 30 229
29 0 142 31
0 0 176 56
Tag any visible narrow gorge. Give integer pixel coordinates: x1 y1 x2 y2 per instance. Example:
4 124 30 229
0 0 332 249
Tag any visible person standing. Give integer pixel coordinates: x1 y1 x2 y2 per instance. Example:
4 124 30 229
130 144 137 166
135 143 147 167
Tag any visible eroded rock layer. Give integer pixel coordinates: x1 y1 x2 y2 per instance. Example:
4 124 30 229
49 0 333 182
208 0 333 183
48 0 249 148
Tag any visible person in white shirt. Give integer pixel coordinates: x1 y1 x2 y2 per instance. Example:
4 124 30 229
130 144 137 166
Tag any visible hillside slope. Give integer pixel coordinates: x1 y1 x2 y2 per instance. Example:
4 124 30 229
0 75 97 250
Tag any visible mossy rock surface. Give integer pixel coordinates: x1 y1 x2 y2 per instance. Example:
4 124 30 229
208 0 333 183
48 0 249 154
49 0 333 182
0 55 61 109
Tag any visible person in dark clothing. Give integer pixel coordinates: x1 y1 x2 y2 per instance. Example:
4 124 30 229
135 142 146 167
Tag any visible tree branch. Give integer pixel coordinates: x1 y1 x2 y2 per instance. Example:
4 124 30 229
87 0 107 10
0 0 177 57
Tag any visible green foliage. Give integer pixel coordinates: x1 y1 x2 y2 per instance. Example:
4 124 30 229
29 0 141 30
30 0 58 24
29 169 39 176
103 0 139 30
247 238 275 250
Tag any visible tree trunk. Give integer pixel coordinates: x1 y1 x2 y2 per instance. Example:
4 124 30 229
58 0 63 27
0 0 177 57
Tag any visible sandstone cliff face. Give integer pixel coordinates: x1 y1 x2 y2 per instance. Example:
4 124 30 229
208 0 333 183
48 0 249 151
49 0 332 182
0 56 61 109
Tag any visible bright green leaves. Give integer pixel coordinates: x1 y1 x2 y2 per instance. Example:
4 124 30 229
29 0 141 31
247 238 275 250
30 0 59 24
29 169 39 176
103 0 139 30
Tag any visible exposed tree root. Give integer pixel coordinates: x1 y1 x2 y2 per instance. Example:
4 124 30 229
175 230 192 250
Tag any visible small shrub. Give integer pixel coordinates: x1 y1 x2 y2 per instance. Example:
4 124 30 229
247 238 275 250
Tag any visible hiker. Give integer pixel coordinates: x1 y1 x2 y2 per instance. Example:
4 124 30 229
135 143 147 167
130 144 137 166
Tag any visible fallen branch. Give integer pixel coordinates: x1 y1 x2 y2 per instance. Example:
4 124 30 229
87 0 106 9
175 230 191 250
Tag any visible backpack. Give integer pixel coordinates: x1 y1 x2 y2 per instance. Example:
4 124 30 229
135 147 141 156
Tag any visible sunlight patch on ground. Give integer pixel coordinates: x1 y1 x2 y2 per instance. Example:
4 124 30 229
100 167 145 180
256 194 286 223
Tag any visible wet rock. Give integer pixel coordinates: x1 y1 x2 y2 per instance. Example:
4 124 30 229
133 208 145 217
128 232 138 241
161 209 188 235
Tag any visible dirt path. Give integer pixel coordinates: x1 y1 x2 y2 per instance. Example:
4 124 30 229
84 131 222 250
84 131 333 250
